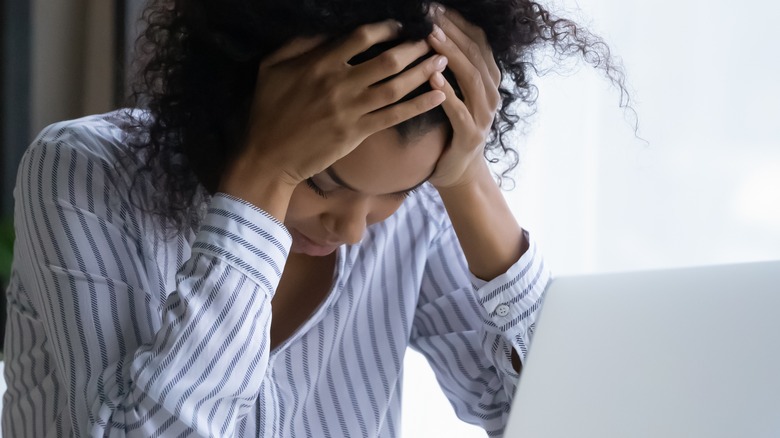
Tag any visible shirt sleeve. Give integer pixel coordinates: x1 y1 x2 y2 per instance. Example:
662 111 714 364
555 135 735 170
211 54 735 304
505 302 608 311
409 219 550 437
12 123 290 437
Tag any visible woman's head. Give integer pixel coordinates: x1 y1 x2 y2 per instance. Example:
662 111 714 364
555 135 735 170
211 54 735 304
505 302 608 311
128 0 629 233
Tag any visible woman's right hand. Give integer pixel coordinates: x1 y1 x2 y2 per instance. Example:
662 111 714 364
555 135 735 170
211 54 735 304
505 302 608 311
219 20 448 218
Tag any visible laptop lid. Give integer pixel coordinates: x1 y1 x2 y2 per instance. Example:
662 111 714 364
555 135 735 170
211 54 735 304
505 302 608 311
504 261 780 438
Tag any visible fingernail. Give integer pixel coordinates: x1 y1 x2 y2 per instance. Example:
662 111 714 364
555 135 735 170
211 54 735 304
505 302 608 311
431 90 446 105
431 24 446 42
432 71 446 88
434 3 446 15
435 55 448 70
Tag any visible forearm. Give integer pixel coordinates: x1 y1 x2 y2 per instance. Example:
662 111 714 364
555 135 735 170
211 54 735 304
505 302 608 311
17 135 288 435
436 160 529 281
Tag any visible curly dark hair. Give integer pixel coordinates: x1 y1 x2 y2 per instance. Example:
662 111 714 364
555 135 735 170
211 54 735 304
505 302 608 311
125 0 631 232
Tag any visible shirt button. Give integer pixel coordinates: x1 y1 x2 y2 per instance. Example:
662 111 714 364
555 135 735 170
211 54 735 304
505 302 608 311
496 304 510 317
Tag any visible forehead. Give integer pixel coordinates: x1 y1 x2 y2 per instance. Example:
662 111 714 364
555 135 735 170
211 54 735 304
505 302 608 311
331 127 447 195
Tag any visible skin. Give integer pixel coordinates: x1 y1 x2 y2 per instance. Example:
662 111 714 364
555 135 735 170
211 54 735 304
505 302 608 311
220 4 526 371
284 126 448 257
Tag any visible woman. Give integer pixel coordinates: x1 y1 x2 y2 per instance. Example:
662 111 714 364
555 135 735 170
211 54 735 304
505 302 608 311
3 0 625 436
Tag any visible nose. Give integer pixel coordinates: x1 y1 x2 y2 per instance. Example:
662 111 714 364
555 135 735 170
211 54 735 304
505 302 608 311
322 200 369 245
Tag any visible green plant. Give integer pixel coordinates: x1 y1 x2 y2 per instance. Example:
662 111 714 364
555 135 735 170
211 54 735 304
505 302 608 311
0 217 13 290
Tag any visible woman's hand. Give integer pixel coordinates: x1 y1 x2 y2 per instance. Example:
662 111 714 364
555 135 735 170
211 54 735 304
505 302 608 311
423 5 527 287
221 20 448 194
425 5 502 190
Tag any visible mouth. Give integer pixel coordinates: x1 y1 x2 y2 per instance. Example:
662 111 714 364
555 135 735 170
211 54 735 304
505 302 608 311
289 228 340 257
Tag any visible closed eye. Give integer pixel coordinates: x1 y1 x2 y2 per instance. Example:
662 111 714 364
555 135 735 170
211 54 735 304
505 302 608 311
305 178 327 198
307 177 417 201
392 187 419 200
324 166 430 199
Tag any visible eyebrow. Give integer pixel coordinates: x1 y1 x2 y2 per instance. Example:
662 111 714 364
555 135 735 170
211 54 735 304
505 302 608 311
325 166 434 196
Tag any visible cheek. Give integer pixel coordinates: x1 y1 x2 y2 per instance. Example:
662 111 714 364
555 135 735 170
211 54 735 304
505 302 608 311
284 183 326 224
366 198 406 225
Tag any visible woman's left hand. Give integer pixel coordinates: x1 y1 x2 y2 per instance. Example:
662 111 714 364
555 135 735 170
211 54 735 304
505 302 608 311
425 3 502 189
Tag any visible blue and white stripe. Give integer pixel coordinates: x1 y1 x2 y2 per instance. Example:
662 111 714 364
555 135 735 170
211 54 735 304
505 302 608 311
2 111 550 437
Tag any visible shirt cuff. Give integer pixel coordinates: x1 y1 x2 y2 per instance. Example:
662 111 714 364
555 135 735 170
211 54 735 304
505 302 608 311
191 193 292 292
472 231 551 341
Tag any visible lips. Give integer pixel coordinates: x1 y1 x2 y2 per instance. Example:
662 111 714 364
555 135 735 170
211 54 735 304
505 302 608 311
289 228 339 257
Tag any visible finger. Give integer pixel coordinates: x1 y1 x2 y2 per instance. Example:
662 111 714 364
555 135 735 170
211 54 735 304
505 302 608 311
432 4 501 87
431 16 498 106
260 35 329 69
427 23 491 124
355 53 448 113
348 39 433 88
360 90 445 134
329 19 404 62
429 71 479 152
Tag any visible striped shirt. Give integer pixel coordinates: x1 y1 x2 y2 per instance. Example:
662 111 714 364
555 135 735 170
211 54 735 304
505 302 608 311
2 111 550 437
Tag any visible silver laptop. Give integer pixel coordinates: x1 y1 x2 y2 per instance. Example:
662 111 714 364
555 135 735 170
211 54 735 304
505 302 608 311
504 261 780 438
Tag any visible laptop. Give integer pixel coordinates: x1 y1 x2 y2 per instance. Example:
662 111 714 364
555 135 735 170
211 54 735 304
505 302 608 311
504 261 780 438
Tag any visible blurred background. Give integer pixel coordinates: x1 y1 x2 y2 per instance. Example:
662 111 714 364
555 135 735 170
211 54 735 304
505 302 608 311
1 0 778 437
403 0 780 436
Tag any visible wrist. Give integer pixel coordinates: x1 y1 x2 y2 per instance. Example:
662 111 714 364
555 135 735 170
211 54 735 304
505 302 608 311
218 160 298 222
434 158 492 197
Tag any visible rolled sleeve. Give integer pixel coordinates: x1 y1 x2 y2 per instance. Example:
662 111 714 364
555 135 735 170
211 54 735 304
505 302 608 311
472 231 551 362
193 193 292 294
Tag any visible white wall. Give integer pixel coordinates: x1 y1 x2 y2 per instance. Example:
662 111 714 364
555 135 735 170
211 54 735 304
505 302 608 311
403 0 780 436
